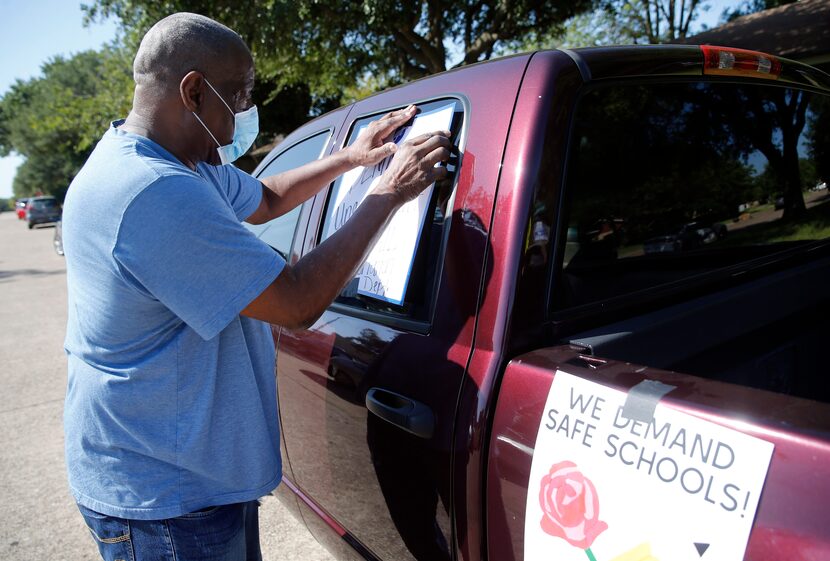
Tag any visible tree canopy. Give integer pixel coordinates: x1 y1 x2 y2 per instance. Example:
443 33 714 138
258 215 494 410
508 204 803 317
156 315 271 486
603 0 706 44
2 1 595 198
83 0 594 99
0 47 133 198
521 0 715 50
1 0 809 199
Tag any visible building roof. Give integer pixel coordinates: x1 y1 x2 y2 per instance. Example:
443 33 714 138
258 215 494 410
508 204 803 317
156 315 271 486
682 0 830 66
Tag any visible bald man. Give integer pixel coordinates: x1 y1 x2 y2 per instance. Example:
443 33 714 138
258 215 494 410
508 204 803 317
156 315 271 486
62 12 451 561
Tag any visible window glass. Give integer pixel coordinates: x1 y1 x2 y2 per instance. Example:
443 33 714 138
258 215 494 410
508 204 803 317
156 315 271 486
321 99 465 322
33 198 58 208
245 130 331 258
557 82 830 310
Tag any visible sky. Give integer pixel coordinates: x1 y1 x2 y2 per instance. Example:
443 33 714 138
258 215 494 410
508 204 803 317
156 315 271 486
0 0 738 200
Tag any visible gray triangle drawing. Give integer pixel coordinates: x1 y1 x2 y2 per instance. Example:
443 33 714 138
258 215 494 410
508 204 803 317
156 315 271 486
694 543 710 557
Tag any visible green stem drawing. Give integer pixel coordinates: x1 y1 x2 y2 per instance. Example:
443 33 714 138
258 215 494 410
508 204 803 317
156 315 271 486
585 548 598 561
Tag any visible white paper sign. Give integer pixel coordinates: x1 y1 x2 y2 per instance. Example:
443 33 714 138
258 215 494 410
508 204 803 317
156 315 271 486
323 103 455 304
525 372 774 561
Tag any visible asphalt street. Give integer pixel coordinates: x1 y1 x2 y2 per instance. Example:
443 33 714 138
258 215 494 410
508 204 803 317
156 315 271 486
0 211 334 560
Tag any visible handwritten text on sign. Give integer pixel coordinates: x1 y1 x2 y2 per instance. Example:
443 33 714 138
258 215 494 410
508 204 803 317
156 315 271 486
322 104 455 304
524 372 774 561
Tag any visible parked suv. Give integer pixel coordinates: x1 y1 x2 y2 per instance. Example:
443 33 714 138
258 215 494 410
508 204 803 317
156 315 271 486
248 45 830 561
25 196 61 229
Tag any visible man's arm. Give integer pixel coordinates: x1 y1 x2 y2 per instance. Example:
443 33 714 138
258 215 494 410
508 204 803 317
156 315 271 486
246 105 418 225
241 130 452 329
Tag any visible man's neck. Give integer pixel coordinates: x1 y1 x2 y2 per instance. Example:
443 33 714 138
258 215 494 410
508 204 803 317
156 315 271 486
122 109 199 170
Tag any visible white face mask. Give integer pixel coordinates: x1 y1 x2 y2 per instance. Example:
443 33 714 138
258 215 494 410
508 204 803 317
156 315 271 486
192 78 259 165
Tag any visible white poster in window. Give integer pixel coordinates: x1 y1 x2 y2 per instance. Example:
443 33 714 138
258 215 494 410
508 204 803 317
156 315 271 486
524 371 775 561
323 103 455 305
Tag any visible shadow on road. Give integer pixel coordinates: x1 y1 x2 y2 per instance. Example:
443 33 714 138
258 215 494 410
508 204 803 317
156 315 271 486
0 268 65 282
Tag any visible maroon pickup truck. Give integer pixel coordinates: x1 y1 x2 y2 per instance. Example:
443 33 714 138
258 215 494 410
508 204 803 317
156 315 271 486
246 45 830 561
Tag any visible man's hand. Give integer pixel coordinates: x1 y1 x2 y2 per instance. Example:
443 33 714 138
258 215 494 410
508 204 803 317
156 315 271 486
373 130 453 205
347 105 418 168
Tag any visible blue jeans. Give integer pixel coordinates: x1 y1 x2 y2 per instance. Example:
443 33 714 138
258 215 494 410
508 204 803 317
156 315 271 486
78 501 262 561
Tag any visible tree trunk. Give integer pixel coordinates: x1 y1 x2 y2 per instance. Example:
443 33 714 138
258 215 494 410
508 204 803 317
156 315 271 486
781 134 806 220
780 91 811 220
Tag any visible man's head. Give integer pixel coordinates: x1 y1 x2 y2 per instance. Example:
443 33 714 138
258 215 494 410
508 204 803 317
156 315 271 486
130 13 255 167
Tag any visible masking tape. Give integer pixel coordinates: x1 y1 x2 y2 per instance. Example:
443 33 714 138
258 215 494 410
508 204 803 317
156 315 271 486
621 379 676 423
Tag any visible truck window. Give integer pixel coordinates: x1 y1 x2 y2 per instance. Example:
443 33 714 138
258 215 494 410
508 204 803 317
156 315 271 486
319 99 465 325
245 130 332 259
555 81 830 311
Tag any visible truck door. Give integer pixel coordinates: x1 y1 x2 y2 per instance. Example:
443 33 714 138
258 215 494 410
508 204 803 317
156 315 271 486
276 98 474 561
272 54 532 560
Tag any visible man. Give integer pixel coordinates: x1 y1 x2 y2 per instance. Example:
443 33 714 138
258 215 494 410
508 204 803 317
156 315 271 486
62 12 451 561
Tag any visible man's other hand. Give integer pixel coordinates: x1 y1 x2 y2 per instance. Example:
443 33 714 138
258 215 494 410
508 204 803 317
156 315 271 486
347 105 418 167
374 130 452 205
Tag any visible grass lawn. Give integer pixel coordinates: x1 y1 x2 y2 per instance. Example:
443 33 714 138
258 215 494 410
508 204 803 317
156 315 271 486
747 202 774 214
725 199 830 246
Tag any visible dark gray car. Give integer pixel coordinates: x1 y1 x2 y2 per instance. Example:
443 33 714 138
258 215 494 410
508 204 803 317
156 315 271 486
26 196 61 229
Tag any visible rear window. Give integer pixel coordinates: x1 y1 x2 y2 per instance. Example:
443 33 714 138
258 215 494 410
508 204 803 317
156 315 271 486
556 81 830 310
32 199 58 208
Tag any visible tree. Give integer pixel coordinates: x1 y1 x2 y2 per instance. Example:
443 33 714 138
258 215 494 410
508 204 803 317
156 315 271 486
808 95 830 185
83 0 594 102
704 85 812 219
0 47 133 199
598 0 709 44
516 0 710 51
516 8 630 50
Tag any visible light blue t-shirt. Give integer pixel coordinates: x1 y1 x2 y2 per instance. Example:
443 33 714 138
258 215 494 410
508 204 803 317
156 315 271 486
63 121 285 520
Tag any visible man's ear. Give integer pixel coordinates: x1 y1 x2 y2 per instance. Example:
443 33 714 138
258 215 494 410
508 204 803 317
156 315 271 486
180 71 205 113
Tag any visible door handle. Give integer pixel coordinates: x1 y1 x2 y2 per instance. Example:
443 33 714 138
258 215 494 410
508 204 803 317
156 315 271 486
365 387 435 439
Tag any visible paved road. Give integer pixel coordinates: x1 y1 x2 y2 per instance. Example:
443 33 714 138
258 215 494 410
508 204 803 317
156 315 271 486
0 211 334 560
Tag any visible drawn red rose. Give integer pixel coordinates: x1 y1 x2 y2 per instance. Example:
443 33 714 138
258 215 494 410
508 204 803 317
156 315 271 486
539 461 608 550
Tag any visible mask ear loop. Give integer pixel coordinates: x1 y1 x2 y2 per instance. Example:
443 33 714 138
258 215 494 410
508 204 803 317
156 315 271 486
191 77 235 148
192 112 222 147
203 78 235 116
